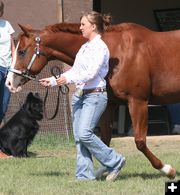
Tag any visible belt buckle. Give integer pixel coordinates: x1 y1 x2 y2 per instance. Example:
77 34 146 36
99 87 104 92
75 88 83 97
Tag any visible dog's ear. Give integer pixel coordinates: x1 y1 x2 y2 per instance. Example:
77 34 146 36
27 92 34 99
25 92 34 104
27 92 33 97
34 92 40 98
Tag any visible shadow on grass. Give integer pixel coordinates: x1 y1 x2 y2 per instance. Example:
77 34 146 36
27 151 56 158
31 171 70 177
99 171 180 181
120 172 180 180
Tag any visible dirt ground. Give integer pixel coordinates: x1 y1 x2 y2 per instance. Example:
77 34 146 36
111 135 180 156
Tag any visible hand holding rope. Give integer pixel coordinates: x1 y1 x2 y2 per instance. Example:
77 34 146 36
43 66 69 120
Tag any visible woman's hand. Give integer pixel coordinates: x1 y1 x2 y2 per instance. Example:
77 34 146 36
56 75 67 86
39 77 56 87
39 75 67 87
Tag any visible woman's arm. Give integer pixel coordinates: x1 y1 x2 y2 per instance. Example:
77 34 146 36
10 35 15 61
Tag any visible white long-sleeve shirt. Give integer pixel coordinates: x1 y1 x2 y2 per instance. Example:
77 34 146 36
62 34 109 89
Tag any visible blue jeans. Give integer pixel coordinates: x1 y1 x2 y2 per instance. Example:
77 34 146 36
0 66 11 123
72 91 125 180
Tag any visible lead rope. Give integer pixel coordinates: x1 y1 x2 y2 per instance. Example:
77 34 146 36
43 66 69 120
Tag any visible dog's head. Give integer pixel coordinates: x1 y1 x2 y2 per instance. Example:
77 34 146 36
23 92 43 120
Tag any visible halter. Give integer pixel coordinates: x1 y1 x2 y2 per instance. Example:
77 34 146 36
8 34 47 81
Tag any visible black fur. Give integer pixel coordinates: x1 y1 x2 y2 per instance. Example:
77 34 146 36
0 92 43 157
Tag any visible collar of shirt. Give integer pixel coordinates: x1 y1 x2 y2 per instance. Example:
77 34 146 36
83 34 101 48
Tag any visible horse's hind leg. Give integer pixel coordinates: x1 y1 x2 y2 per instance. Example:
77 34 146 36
99 101 118 146
128 98 176 179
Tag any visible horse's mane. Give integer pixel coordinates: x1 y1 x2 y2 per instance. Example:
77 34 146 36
45 23 81 34
44 22 152 34
106 23 152 32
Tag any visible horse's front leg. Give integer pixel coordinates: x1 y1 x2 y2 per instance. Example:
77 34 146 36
99 101 118 146
128 98 176 179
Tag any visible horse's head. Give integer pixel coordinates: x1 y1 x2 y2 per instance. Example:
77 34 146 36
6 24 48 93
6 22 87 93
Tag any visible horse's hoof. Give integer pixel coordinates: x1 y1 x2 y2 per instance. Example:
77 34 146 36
167 167 176 179
160 164 176 179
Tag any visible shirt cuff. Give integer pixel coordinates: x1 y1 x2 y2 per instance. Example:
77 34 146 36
49 76 57 87
62 73 73 84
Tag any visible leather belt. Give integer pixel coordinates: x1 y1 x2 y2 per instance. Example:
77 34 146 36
83 87 106 95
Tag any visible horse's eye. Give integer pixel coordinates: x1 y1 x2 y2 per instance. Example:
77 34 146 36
18 49 26 57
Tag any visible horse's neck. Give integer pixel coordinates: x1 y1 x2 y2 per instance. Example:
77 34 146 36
44 32 86 65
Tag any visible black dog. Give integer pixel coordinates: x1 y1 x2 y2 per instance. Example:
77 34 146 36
0 92 43 157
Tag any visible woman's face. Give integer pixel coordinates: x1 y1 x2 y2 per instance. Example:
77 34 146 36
80 16 96 40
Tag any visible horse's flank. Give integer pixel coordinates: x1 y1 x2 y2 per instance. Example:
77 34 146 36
102 23 180 105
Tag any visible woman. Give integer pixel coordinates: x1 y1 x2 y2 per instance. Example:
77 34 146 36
40 11 125 181
0 1 15 126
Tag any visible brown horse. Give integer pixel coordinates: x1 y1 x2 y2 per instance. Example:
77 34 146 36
6 22 179 179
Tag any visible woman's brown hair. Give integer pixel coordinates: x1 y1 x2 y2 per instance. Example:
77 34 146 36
82 11 112 33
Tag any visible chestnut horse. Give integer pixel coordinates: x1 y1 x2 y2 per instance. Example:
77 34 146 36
6 22 179 179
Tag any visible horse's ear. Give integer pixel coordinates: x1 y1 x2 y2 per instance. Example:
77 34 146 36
18 24 32 37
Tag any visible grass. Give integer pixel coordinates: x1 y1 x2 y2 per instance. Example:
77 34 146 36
0 134 179 195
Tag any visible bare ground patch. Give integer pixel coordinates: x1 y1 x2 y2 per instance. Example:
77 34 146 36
111 135 180 155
